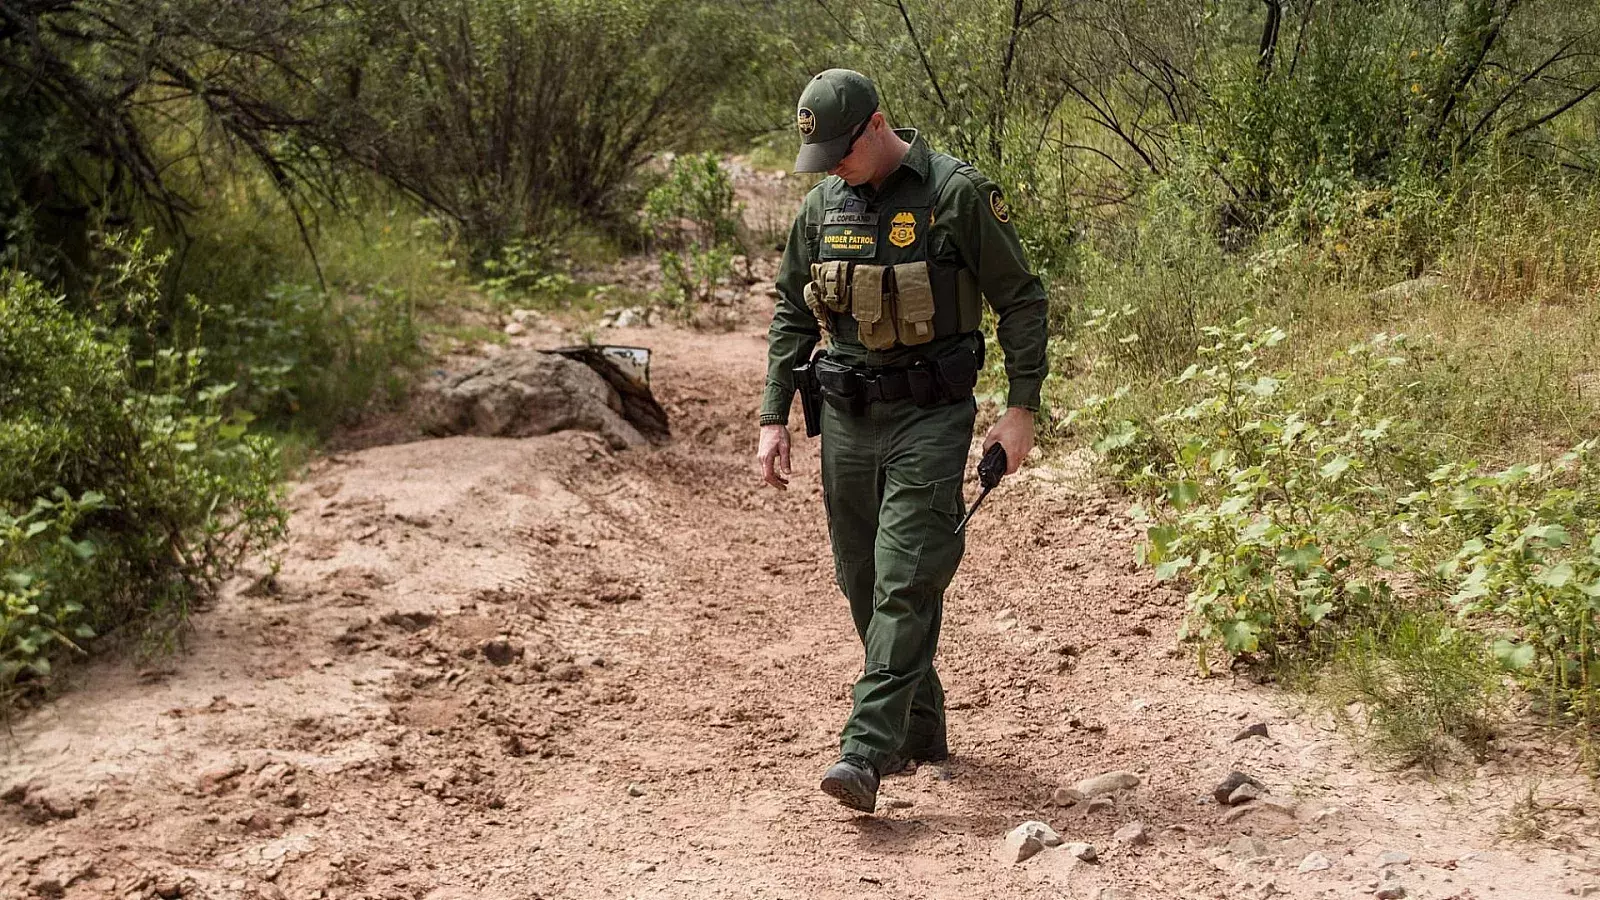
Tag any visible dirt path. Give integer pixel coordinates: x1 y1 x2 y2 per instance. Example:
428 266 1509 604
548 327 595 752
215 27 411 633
4 200 1600 900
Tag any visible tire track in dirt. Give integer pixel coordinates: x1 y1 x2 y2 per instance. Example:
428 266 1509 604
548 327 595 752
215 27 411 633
3 286 1597 900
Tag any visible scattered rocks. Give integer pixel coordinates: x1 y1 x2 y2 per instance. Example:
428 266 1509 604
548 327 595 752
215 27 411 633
1213 771 1267 805
998 821 1062 865
1075 770 1141 798
1113 821 1150 846
1297 851 1334 873
1233 722 1270 742
1065 842 1099 862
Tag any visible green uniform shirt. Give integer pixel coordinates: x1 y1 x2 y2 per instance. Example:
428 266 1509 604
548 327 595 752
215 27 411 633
759 130 1050 425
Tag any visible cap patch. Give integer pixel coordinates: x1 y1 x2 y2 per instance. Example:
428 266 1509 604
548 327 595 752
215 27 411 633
988 188 1011 223
889 211 918 248
797 108 816 136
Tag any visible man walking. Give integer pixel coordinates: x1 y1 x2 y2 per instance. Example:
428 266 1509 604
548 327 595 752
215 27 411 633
755 69 1049 813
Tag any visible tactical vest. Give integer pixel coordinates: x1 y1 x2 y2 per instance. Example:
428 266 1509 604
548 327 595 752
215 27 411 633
801 153 984 352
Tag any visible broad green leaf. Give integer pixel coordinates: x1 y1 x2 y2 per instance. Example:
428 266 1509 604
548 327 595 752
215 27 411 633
1492 640 1536 671
1320 455 1352 480
1168 480 1201 509
1533 563 1574 589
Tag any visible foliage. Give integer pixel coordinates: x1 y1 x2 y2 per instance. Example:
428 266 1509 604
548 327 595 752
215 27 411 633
643 153 743 320
0 236 285 697
1074 319 1600 758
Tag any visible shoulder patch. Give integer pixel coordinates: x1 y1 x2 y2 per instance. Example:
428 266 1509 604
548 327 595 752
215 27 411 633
988 188 1011 223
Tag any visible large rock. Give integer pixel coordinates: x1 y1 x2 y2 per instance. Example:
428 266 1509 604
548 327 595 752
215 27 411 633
998 821 1062 865
418 351 646 449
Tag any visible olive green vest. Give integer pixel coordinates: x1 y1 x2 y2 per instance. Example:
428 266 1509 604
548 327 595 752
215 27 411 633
802 152 984 352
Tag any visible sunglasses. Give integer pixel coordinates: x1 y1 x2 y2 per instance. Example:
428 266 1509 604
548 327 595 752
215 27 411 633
840 110 877 162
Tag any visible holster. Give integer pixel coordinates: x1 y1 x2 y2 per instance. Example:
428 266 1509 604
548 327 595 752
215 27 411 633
793 357 824 438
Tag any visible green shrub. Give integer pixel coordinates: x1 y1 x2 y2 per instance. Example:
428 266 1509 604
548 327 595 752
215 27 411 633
643 152 743 320
0 239 285 697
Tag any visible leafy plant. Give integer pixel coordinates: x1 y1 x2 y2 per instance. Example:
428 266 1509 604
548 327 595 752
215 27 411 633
643 152 744 321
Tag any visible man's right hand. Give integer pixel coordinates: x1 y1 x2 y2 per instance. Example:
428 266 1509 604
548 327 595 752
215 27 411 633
757 424 792 490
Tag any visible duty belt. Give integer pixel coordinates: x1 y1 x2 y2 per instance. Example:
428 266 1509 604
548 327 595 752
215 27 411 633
811 349 980 414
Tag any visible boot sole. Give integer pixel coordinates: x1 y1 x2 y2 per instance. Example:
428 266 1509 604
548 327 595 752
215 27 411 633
820 773 877 812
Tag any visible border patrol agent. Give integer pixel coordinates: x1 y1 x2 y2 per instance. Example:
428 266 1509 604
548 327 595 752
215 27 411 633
755 69 1049 813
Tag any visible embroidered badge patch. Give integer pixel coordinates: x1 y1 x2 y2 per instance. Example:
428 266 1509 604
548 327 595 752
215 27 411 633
988 188 1010 223
797 108 816 136
888 211 917 248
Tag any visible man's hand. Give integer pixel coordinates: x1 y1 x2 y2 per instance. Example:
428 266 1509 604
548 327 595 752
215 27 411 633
757 424 792 490
981 407 1035 477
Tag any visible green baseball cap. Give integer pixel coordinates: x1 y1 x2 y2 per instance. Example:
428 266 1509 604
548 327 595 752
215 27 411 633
793 69 880 173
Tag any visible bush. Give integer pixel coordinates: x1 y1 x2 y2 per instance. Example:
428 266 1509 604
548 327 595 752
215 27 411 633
643 153 743 321
1076 321 1600 761
0 238 285 697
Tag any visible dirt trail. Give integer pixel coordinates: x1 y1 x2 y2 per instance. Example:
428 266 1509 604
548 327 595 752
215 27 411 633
4 178 1600 900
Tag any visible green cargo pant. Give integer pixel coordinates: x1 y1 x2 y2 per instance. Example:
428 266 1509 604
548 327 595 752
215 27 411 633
821 393 975 771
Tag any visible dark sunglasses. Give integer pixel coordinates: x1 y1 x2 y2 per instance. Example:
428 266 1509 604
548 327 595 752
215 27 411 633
841 110 877 160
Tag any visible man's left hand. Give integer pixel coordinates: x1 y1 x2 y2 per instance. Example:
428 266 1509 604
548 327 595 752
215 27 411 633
981 407 1035 477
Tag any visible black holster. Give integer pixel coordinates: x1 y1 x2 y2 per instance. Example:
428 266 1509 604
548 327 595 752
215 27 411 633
793 357 824 438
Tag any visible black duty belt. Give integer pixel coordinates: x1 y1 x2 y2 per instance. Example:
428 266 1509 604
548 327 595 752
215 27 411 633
811 349 980 414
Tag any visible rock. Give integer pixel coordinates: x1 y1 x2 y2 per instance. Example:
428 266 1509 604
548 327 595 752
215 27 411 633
1086 797 1115 814
1233 723 1270 742
627 784 646 798
251 762 295 795
503 321 526 336
1113 821 1151 845
1297 851 1334 873
416 351 647 449
626 861 657 875
1222 796 1299 825
614 307 646 328
1213 771 1266 805
1375 880 1407 899
881 796 914 809
154 878 183 899
1227 836 1276 862
509 308 541 324
482 639 523 667
198 762 247 795
29 876 64 898
1228 782 1266 806
1049 787 1086 806
1065 842 1098 862
1376 850 1411 867
1075 771 1141 798
998 821 1062 865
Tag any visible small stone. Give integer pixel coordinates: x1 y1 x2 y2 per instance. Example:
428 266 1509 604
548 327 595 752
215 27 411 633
614 308 645 328
504 321 526 336
1228 782 1266 806
1049 787 1086 806
198 762 247 795
1376 850 1411 867
154 879 183 899
1213 771 1266 805
1233 723 1270 742
1065 842 1099 862
998 821 1061 865
626 861 657 875
482 639 522 667
1227 836 1275 862
627 784 646 798
1074 771 1141 798
1086 797 1115 814
1375 880 1407 899
1297 851 1334 873
1113 821 1150 845
881 796 913 809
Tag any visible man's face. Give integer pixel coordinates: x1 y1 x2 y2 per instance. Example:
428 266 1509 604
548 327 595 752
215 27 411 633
828 117 876 185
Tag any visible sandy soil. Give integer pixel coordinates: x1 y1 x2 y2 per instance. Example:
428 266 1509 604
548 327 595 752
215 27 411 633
4 175 1600 900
